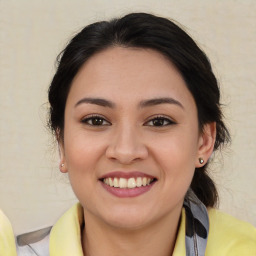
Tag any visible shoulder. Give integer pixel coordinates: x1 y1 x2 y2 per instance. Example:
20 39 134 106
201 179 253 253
206 208 256 255
0 210 17 256
0 209 14 234
49 203 84 255
15 204 83 256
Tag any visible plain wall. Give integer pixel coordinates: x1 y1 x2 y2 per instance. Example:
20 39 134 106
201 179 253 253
0 0 255 234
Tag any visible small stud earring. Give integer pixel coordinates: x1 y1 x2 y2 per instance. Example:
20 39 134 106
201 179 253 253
60 163 65 168
199 158 204 164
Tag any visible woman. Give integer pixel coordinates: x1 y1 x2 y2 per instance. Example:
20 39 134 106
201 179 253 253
17 13 256 255
0 210 17 256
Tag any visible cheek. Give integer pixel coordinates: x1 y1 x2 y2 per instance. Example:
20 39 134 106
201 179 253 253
153 130 198 168
152 132 198 193
63 133 105 202
157 146 195 188
63 126 105 167
63 131 107 198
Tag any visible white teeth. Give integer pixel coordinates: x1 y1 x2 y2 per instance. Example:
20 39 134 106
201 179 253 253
136 177 142 187
127 178 136 188
119 178 127 188
103 177 154 189
113 177 119 187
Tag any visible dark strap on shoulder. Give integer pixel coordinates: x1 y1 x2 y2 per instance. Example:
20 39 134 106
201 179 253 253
183 189 209 256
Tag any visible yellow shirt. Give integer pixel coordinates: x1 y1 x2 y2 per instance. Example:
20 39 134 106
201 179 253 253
50 203 256 255
0 210 17 256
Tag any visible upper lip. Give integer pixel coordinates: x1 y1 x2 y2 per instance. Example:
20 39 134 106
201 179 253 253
99 171 157 180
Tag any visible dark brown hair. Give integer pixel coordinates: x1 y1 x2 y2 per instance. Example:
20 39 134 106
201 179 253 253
48 13 230 207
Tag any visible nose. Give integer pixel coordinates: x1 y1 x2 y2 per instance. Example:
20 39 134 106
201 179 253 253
105 125 148 164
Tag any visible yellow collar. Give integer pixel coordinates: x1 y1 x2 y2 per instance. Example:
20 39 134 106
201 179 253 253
49 203 186 256
0 210 17 256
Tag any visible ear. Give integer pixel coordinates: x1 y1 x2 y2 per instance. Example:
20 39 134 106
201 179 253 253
56 130 68 173
195 122 216 168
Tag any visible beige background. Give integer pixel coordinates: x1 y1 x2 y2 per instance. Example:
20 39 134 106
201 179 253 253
0 0 255 234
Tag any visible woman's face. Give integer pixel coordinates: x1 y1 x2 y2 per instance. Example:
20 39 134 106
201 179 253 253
60 47 214 229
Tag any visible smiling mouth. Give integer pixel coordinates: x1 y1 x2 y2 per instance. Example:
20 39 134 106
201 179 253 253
100 177 157 189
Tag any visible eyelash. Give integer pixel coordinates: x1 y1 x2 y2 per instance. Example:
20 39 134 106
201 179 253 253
144 115 176 127
81 114 111 126
81 115 175 127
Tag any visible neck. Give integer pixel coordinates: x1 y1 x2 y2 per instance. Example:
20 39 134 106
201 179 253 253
82 206 182 256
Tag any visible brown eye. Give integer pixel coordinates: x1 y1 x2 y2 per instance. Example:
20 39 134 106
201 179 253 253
145 116 174 127
82 115 111 126
153 118 165 126
91 117 104 125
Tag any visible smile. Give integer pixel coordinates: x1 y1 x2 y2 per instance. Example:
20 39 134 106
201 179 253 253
99 171 157 197
103 177 154 189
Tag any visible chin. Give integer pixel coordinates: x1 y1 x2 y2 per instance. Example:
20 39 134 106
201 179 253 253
105 215 150 230
98 205 158 230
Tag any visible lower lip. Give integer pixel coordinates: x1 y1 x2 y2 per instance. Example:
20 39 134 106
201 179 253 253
100 181 155 198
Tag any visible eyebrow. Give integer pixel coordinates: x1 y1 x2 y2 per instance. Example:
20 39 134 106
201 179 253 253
75 98 115 108
139 97 184 109
75 97 184 109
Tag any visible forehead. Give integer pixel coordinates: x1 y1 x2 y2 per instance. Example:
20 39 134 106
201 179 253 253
73 46 179 86
68 46 195 109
